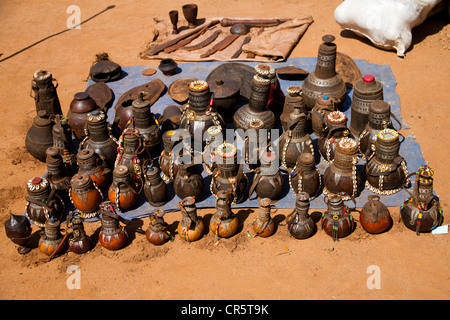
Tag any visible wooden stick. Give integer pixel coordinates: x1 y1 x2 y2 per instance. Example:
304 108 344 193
200 34 240 58
183 30 221 51
220 17 290 27
164 22 219 53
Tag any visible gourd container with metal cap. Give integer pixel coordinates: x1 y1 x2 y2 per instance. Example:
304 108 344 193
350 74 384 136
360 195 392 234
39 217 67 256
280 86 308 131
179 80 225 153
252 198 277 238
400 165 443 235
52 115 76 171
358 100 402 161
365 128 408 195
289 152 321 200
210 142 248 204
25 110 54 162
279 105 315 172
323 137 362 200
146 209 172 245
301 35 347 110
69 173 103 219
143 165 168 207
80 109 118 169
159 129 188 183
177 196 204 242
288 192 316 239
248 151 284 201
108 165 140 211
234 65 277 131
321 194 355 241
311 95 337 137
25 177 64 228
203 125 224 174
115 127 145 187
210 190 239 239
45 146 72 193
30 69 62 116
233 65 277 169
318 110 352 163
67 213 93 254
98 202 129 250
173 161 204 200
131 91 162 158
67 92 99 141
76 148 111 189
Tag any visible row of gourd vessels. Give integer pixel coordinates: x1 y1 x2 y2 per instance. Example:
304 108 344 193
9 36 443 259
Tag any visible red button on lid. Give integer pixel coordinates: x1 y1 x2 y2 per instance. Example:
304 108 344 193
32 177 42 184
363 74 375 83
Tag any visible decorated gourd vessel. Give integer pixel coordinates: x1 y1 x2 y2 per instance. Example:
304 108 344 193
323 137 362 200
302 35 347 110
39 217 67 256
248 151 284 201
159 129 187 183
79 109 118 169
131 92 162 159
143 165 168 207
360 195 392 234
76 149 111 189
288 192 316 239
4 213 32 254
358 100 402 161
321 194 355 241
280 86 307 131
400 165 443 235
179 80 225 154
365 128 408 195
30 69 62 116
350 74 384 136
98 202 129 250
210 190 239 239
318 110 352 163
146 209 173 245
289 152 321 200
108 165 140 211
252 198 276 238
177 197 204 242
25 177 64 228
115 127 145 188
25 110 54 162
311 95 337 137
173 162 204 200
45 147 72 193
52 115 76 173
67 213 93 254
69 173 103 219
210 142 247 204
233 65 277 170
279 106 314 172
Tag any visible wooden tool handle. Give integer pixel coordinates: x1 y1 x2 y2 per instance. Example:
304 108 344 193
220 18 289 27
